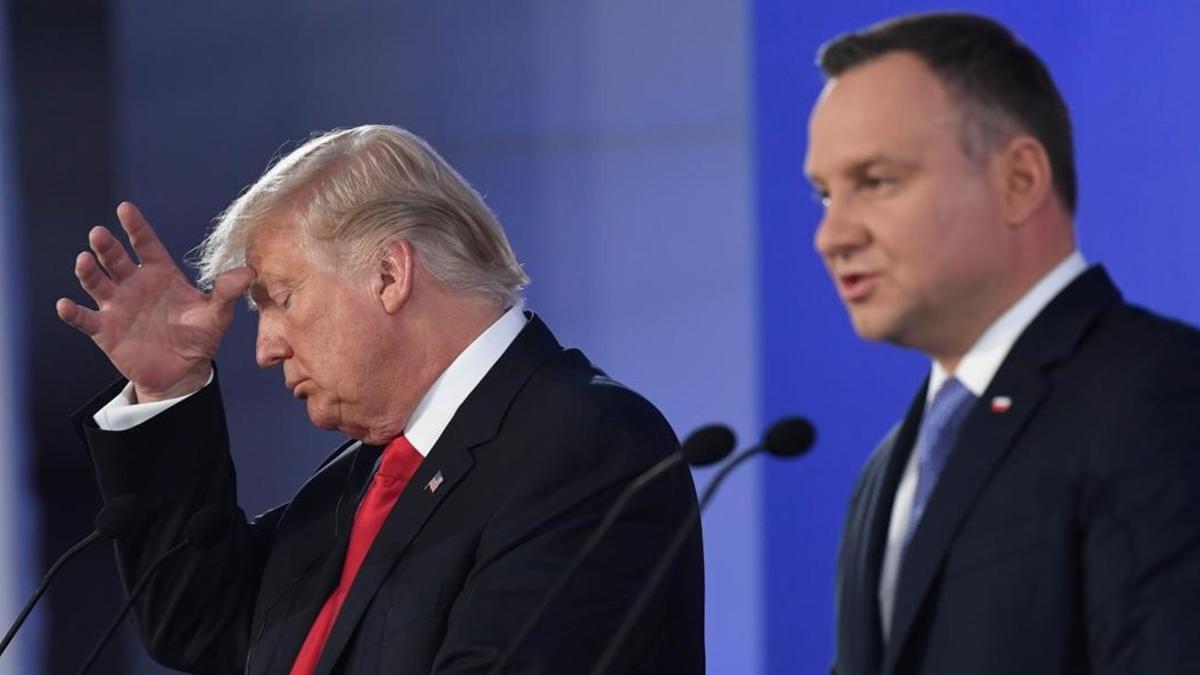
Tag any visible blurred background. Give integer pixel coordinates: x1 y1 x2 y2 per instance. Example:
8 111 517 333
2 1 1199 673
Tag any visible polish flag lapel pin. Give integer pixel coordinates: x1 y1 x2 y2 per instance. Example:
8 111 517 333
990 396 1012 413
425 470 445 494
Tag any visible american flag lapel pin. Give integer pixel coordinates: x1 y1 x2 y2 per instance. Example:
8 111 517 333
425 470 445 494
990 396 1012 413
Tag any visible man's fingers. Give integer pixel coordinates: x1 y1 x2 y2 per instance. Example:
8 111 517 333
75 251 115 304
55 298 102 336
211 267 255 307
89 226 138 282
116 201 173 266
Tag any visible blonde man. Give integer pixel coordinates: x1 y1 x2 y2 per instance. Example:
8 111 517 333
61 126 704 674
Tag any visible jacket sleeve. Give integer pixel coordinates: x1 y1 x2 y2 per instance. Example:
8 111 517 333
1082 355 1200 673
76 374 279 674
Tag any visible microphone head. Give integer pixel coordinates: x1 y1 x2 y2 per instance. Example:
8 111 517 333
94 494 144 540
183 506 231 550
681 424 737 467
763 417 816 458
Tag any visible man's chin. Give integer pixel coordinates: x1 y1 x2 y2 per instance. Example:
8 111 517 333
847 310 901 344
304 402 339 431
307 416 339 432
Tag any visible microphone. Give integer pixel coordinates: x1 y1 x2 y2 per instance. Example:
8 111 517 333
0 495 143 658
679 424 736 467
488 424 736 674
76 505 231 674
590 417 816 675
763 416 816 457
701 416 814 510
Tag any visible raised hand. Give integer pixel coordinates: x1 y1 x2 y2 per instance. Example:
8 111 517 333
56 202 254 402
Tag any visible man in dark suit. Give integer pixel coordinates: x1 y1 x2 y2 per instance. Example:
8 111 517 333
804 13 1200 674
58 125 704 673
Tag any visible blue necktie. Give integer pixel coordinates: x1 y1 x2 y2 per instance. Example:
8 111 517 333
902 377 976 553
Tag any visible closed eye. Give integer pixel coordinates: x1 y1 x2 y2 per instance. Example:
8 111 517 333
860 174 898 193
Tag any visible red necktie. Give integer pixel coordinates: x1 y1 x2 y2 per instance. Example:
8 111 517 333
290 436 424 675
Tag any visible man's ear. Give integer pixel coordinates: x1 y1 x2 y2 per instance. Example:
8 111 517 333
993 133 1054 227
375 239 414 314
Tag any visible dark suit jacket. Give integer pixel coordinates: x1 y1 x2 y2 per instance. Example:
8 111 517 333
834 268 1200 675
75 316 705 674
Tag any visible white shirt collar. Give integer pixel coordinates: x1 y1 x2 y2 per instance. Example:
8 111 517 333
928 251 1088 403
404 303 529 456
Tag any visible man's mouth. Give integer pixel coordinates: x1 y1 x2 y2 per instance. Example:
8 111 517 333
287 379 309 399
839 272 880 302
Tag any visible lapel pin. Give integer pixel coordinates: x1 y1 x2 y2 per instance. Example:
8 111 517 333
425 470 445 494
990 396 1012 413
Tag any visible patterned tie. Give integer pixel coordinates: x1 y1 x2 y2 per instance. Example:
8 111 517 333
902 377 976 554
291 435 424 675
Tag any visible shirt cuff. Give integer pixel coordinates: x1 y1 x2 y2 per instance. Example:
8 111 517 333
92 370 215 431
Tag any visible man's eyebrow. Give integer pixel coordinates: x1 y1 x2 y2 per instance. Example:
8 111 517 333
848 154 901 171
249 273 287 293
247 279 269 296
807 154 904 180
246 277 280 304
846 155 921 180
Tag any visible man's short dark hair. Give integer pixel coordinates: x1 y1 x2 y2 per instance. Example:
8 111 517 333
818 12 1077 214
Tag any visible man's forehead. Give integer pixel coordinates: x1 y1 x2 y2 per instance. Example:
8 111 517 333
245 211 307 249
245 220 308 270
811 53 957 123
806 64 965 179
805 124 960 185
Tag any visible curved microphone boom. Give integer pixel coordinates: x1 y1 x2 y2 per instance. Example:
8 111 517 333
590 416 816 675
488 424 736 674
0 494 143 659
77 505 231 674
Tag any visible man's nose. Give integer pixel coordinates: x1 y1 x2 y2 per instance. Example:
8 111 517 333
255 317 292 367
813 196 869 260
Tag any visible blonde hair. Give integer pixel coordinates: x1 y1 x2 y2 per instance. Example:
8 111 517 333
194 125 528 306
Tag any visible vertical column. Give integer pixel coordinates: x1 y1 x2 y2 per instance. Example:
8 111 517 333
7 1 131 672
0 2 34 672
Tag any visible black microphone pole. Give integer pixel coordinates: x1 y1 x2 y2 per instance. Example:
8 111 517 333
488 424 736 675
589 417 816 675
0 494 143 659
76 505 231 675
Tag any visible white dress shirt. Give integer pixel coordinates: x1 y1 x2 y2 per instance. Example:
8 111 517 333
876 252 1087 639
95 304 530 458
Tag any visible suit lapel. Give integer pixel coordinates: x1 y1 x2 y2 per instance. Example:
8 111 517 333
883 368 1050 673
256 441 378 606
312 315 563 674
882 267 1120 674
249 441 382 674
841 387 925 675
312 442 475 675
